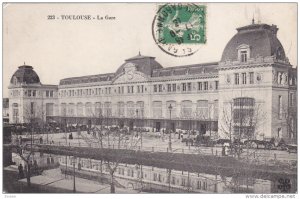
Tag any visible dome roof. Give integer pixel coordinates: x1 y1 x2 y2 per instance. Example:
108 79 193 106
221 23 286 62
115 53 163 77
10 65 40 85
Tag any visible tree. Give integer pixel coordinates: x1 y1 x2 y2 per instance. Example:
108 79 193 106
219 99 267 158
80 126 140 193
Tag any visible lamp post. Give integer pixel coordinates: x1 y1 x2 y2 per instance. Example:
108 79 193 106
168 104 173 152
72 156 76 193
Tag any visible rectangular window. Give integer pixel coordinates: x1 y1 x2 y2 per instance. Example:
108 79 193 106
242 73 247 84
137 85 140 93
181 178 186 186
249 72 254 84
204 82 208 90
278 95 283 119
141 85 144 93
197 181 202 189
153 173 157 181
31 102 35 115
154 85 157 93
32 90 36 97
131 86 134 93
167 84 172 92
198 82 202 90
172 84 176 92
235 73 240 85
46 90 49 97
158 84 163 92
215 81 219 90
187 82 192 91
182 83 186 91
240 50 247 62
172 177 176 185
290 93 294 106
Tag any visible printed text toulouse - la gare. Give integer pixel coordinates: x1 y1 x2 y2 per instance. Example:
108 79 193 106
47 15 116 20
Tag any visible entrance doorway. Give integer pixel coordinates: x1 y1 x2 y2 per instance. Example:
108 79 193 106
170 122 175 132
155 122 161 132
119 120 124 128
129 121 134 131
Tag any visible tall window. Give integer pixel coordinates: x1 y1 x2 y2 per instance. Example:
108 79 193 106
76 103 83 116
95 102 102 117
153 101 162 118
172 84 176 92
214 100 219 119
233 97 255 138
117 102 125 117
167 84 172 92
242 73 247 84
67 103 75 116
234 73 240 85
198 82 203 90
181 100 192 118
290 93 295 107
154 85 157 93
215 81 219 90
182 83 187 91
85 102 93 117
126 101 135 118
204 82 208 90
136 101 144 118
249 72 254 84
104 102 112 117
187 82 192 91
240 50 248 62
278 95 283 119
12 103 19 123
46 103 54 116
158 84 163 92
196 100 208 119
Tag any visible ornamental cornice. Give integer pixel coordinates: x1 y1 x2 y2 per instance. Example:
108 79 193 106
218 63 273 71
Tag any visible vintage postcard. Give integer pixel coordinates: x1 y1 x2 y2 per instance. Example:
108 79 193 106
2 2 297 197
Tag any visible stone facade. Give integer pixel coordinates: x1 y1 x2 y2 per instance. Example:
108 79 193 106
7 23 297 142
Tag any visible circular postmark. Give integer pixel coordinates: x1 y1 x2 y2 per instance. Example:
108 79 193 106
152 3 206 57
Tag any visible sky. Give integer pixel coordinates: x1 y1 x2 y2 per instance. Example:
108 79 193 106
2 3 297 98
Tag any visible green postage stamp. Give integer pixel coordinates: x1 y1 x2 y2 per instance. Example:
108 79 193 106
152 3 206 57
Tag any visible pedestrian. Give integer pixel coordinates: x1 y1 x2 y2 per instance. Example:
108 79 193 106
18 164 24 179
33 160 38 174
222 145 225 156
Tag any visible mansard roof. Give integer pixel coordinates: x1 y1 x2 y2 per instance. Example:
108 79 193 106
59 73 115 85
221 23 287 62
152 62 218 77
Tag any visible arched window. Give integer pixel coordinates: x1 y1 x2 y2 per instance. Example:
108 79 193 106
196 100 208 119
127 101 135 118
153 101 162 118
85 102 93 117
67 103 75 116
76 103 83 116
103 102 112 117
117 102 125 117
12 103 19 123
46 103 54 116
61 103 67 116
95 102 102 117
136 101 144 118
181 100 193 118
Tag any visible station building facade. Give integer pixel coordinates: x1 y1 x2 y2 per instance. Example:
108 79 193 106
8 23 297 142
